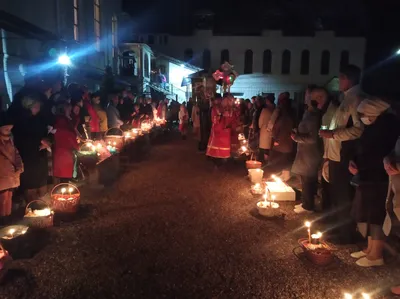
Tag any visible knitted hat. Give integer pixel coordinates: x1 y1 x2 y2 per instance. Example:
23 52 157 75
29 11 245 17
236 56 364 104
357 98 390 117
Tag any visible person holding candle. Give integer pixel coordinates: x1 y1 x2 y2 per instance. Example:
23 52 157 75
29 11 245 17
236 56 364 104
0 111 23 225
291 87 325 214
348 98 399 267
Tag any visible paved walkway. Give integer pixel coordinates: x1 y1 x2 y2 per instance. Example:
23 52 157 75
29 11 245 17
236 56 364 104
1 136 399 299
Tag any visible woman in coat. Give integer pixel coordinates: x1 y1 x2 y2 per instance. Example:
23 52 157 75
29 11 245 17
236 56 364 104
0 112 23 224
12 95 49 203
348 98 400 267
258 103 273 162
53 101 79 182
91 92 107 138
291 89 324 214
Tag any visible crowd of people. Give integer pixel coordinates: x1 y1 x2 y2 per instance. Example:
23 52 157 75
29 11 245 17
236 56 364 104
2 63 400 293
0 73 188 227
203 64 400 293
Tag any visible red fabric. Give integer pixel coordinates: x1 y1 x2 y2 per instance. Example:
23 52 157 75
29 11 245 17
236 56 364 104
84 101 100 132
206 107 231 158
53 116 79 178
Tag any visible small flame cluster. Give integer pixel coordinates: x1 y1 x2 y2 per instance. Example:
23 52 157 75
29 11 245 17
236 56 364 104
238 133 250 156
344 293 371 299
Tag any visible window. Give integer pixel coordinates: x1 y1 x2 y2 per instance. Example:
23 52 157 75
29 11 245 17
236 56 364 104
321 50 330 75
111 15 117 57
202 49 211 70
300 50 310 75
184 49 193 62
144 53 149 78
244 49 253 74
94 0 101 51
73 0 79 41
220 49 229 64
164 35 168 44
148 35 154 45
340 50 349 67
262 50 272 74
281 50 291 74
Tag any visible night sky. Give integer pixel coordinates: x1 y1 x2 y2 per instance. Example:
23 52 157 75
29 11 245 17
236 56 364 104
122 0 400 67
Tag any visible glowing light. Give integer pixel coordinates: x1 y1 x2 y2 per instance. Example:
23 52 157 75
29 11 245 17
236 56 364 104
344 293 353 299
396 49 400 55
361 293 370 299
68 187 74 193
180 64 185 67
316 232 322 238
58 54 71 65
8 229 15 236
61 188 66 194
305 221 311 228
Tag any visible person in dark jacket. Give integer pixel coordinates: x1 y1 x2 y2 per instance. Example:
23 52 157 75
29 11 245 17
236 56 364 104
11 95 50 203
292 88 326 214
348 98 400 267
264 95 295 179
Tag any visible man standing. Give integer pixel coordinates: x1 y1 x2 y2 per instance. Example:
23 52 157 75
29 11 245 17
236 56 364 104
319 65 363 244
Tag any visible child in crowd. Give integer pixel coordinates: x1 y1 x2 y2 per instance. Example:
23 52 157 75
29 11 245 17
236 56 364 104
0 112 23 225
178 104 189 140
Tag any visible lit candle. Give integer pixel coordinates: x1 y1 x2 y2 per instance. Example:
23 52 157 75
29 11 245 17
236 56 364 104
61 188 66 195
21 229 28 235
113 141 117 146
344 293 353 299
68 187 74 196
311 232 322 245
361 293 370 299
8 228 15 238
305 221 311 243
241 146 248 152
97 143 102 149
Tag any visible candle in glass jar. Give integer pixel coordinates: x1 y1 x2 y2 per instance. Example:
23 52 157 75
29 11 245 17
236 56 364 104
311 232 322 245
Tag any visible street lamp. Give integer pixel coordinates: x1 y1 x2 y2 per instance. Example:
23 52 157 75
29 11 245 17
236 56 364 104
58 54 71 66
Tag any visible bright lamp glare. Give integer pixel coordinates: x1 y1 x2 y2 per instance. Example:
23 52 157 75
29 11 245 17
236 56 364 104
180 64 185 67
396 49 400 55
58 54 71 65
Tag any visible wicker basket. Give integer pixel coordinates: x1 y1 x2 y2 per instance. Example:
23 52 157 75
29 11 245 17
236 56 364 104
24 200 54 228
0 243 12 283
246 160 262 169
51 183 80 213
298 238 334 266
104 128 124 151
77 141 99 165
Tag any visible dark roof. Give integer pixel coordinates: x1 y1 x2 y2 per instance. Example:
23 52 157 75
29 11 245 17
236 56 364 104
0 10 59 41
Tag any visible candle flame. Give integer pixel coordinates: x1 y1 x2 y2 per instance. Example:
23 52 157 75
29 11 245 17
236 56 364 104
8 228 15 235
272 195 276 200
316 232 322 238
344 293 353 299
361 293 370 299
255 183 260 188
305 221 311 228
61 188 66 193
263 194 268 201
241 146 247 151
68 187 74 193
22 229 28 234
97 143 102 148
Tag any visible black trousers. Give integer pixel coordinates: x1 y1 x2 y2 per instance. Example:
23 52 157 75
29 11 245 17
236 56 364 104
328 159 355 241
301 175 318 211
258 148 270 162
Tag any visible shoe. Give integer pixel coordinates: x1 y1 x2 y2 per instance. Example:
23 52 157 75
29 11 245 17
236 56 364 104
356 257 384 267
294 206 313 214
350 251 367 259
391 285 400 295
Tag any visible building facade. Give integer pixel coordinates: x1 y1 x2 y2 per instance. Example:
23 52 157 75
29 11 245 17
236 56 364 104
0 0 121 107
132 30 366 98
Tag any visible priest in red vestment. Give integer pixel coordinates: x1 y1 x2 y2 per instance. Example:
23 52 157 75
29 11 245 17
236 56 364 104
206 97 232 159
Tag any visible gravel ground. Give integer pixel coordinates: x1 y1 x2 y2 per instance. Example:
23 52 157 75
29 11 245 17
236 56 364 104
1 134 400 299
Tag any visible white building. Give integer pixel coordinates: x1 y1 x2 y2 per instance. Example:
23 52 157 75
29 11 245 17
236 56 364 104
0 0 122 107
132 30 366 98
